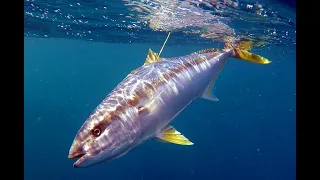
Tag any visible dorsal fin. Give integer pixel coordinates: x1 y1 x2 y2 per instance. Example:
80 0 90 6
190 48 220 55
144 49 160 65
144 32 171 65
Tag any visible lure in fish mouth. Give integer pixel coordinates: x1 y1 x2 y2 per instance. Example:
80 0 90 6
68 33 271 168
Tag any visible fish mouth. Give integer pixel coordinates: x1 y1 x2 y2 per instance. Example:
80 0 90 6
68 140 88 168
68 151 88 168
68 140 85 159
68 151 85 159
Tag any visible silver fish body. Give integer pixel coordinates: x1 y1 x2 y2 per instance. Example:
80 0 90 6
69 48 235 167
132 50 231 141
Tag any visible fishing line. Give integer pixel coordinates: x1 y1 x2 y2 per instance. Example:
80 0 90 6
159 31 171 56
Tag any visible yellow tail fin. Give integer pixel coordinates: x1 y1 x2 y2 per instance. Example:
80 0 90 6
225 40 271 64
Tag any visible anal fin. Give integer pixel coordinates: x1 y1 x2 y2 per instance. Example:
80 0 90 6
155 126 193 145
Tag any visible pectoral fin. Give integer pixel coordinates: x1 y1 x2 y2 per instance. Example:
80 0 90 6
155 126 194 145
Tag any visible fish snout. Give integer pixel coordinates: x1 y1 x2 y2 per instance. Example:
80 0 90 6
68 140 85 159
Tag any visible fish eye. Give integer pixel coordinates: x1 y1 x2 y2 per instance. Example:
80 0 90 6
92 127 101 137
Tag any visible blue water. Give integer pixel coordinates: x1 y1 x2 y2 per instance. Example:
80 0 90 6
24 37 295 180
24 0 296 179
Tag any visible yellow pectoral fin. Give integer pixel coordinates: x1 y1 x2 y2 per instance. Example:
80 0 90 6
155 126 194 145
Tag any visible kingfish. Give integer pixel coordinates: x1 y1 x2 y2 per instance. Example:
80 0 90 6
68 38 270 168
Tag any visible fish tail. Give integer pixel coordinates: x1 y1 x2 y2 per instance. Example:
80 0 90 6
224 39 271 64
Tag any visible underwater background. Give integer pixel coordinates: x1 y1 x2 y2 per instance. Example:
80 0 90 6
24 0 296 180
